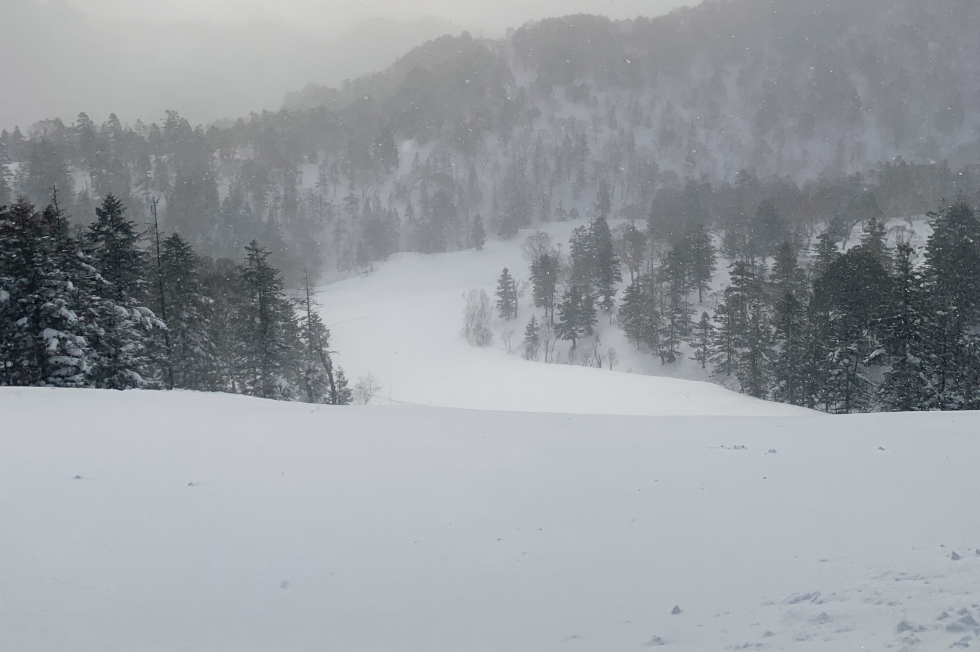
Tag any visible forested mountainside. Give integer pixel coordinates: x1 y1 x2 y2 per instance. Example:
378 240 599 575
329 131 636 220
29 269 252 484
289 0 980 176
2 0 980 285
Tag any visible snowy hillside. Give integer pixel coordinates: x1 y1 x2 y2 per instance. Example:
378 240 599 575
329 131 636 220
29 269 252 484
317 219 806 416
3 387 979 652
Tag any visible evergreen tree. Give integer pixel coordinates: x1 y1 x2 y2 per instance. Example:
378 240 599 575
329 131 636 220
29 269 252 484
569 225 597 295
471 213 486 250
771 241 804 297
771 290 806 405
84 194 159 389
595 180 612 219
620 272 660 350
658 273 692 365
737 296 772 398
530 251 560 324
879 243 929 410
148 199 173 388
749 200 789 262
620 223 647 284
297 273 340 404
920 201 980 409
770 246 808 404
812 247 890 413
797 301 835 411
0 138 10 207
166 167 220 246
593 214 622 312
686 223 716 302
237 240 300 400
556 285 596 349
861 214 890 270
154 233 215 390
333 366 354 405
710 303 737 378
87 194 146 303
495 267 518 320
522 315 541 361
690 311 713 369
812 228 840 279
0 199 90 387
199 256 245 393
22 138 73 208
711 261 770 396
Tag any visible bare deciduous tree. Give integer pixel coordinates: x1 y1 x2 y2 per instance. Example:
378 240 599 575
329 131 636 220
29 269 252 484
501 329 515 353
607 347 619 370
462 289 494 347
353 373 382 405
521 231 554 264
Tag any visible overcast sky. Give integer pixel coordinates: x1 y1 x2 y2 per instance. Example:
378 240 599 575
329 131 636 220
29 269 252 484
65 0 697 36
1 0 699 129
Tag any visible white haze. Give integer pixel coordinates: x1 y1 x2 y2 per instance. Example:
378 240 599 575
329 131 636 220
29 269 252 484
1 0 697 132
0 1 469 130
65 0 696 36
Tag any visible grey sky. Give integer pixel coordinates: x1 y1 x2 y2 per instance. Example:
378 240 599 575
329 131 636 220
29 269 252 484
2 0 698 130
65 0 697 36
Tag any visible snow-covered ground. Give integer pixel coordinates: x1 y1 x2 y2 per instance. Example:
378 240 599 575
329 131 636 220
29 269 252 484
2 387 979 652
317 220 807 416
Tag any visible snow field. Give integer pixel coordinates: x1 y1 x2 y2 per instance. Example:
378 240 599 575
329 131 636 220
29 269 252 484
2 388 980 651
317 220 810 416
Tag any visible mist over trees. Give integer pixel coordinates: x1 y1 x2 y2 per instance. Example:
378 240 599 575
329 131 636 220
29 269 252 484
0 1 474 130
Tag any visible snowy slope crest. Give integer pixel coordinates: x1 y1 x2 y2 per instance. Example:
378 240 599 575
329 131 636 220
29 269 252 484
2 388 980 652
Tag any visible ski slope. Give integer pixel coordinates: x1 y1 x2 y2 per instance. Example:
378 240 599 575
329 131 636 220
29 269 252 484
317 221 808 416
2 388 979 652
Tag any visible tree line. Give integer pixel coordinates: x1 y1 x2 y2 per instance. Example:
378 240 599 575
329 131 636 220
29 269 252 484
0 191 353 403
491 186 980 413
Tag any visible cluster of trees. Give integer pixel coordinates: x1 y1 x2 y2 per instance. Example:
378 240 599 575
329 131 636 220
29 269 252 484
623 202 980 413
485 184 623 363
478 173 980 413
0 192 353 404
619 223 715 364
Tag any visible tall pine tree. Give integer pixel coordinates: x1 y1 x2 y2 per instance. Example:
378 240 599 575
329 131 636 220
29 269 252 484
920 202 980 409
237 240 300 399
85 194 160 389
495 267 518 320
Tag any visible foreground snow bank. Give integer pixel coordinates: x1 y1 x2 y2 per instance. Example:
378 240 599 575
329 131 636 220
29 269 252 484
2 388 979 651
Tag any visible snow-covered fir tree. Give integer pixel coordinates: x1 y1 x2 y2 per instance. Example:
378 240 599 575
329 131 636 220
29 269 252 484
522 315 541 361
0 198 90 387
556 285 596 350
690 311 713 369
84 194 161 389
237 240 301 400
152 233 215 390
495 268 518 320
